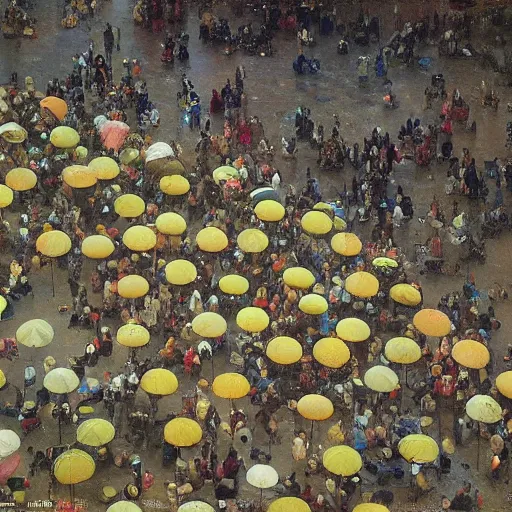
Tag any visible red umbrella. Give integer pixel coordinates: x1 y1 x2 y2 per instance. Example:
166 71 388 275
0 453 21 484
99 121 130 152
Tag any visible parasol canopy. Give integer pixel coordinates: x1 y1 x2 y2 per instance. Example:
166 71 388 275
0 369 5 389
156 212 187 235
36 230 72 258
364 366 399 392
398 434 439 463
81 235 115 259
331 232 362 256
254 200 285 222
323 445 363 476
268 498 310 512
0 453 21 485
466 394 502 424
40 96 68 121
196 227 228 252
237 229 269 253
283 267 315 289
5 168 37 191
99 120 130 151
353 505 390 512
413 309 451 337
116 324 150 348
165 259 197 285
334 216 347 231
301 210 333 235
192 312 227 338
117 275 150 299
0 430 20 458
0 185 13 208
384 337 422 365
219 275 249 295
140 369 178 396
77 419 115 447
372 257 398 268
297 394 334 421
212 165 239 185
212 373 250 399
44 368 80 394
266 336 303 365
16 319 54 348
123 225 157 251
114 194 145 218
164 418 202 447
160 175 190 196
146 142 175 162
336 318 370 342
178 502 215 512
298 294 328 315
246 464 279 489
451 339 490 369
53 449 95 485
236 307 269 332
345 271 379 298
62 165 97 189
0 122 27 143
88 156 120 180
107 503 142 512
119 148 140 166
50 126 80 148
495 371 512 399
390 283 422 306
313 337 350 368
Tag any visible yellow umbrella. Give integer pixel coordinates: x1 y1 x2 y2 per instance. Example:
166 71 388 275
219 275 249 295
333 216 347 231
268 498 310 512
16 319 54 348
298 294 328 315
53 449 95 484
44 368 80 394
62 165 98 189
336 318 370 342
77 419 115 447
266 336 303 365
254 200 285 222
236 307 269 332
212 373 250 399
323 446 363 476
118 275 150 299
297 394 334 421
372 257 398 268
81 235 115 259
0 369 5 389
5 168 37 191
364 366 399 392
119 148 140 166
345 271 379 298
50 126 80 148
88 156 120 180
398 434 439 463
165 259 197 285
196 227 228 252
36 230 72 258
0 184 13 208
178 502 215 512
331 232 362 256
353 505 390 512
313 202 333 211
107 503 142 512
0 296 5 316
301 210 333 235
466 394 502 423
116 324 150 348
313 337 350 368
451 339 490 369
496 371 512 399
385 337 422 364
192 312 227 338
114 194 146 218
156 212 187 235
283 267 315 289
237 229 269 253
390 283 422 306
164 418 203 446
123 226 157 252
140 369 178 396
213 165 239 184
413 309 451 337
160 175 190 195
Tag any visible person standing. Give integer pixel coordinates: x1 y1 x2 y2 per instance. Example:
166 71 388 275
103 23 115 68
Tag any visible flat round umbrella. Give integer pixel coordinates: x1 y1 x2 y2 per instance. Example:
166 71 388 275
114 194 145 218
398 434 439 463
283 267 315 289
323 446 362 476
212 373 250 399
160 175 190 196
81 235 115 259
496 371 512 399
353 505 390 512
331 232 362 256
44 368 79 394
165 259 197 285
451 340 490 369
107 503 142 512
236 307 269 332
0 430 20 458
36 230 72 258
156 212 187 236
77 419 115 447
254 200 285 222
385 337 422 365
313 202 333 211
50 126 80 148
6 168 37 191
119 148 140 166
313 337 350 368
117 275 150 299
246 464 279 489
88 156 120 180
146 142 175 162
237 229 269 253
0 185 13 208
390 283 422 306
219 275 249 295
0 453 21 485
268 498 310 512
345 271 379 298
62 165 97 189
301 210 333 235
266 336 302 365
16 319 54 348
364 366 399 393
0 369 5 389
298 294 328 315
196 227 228 253
466 394 502 424
213 165 239 184
116 324 150 348
140 369 178 396
297 394 334 421
164 418 202 447
334 216 347 231
372 257 398 268
0 296 5 316
123 225 157 252
53 449 95 484
178 502 215 512
192 312 227 338
41 97 68 120
336 318 370 342
0 122 27 143
413 309 451 337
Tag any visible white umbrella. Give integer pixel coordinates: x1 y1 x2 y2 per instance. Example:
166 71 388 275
246 464 279 508
0 430 21 458
178 502 215 512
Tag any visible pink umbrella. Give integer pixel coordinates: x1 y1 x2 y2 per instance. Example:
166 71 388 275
99 121 130 152
0 453 21 484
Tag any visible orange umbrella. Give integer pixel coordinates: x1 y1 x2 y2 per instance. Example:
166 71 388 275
413 309 451 337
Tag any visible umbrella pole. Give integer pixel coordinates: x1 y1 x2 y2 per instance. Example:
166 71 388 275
260 488 263 511
211 354 215 380
58 410 62 444
69 484 74 505
310 420 314 450
50 259 55 297
477 427 480 471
